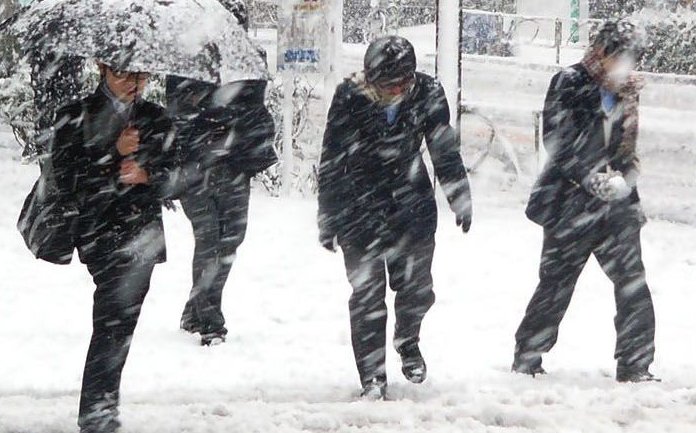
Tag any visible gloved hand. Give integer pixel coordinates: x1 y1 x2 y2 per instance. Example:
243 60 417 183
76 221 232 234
589 172 632 202
319 232 338 253
456 212 472 234
606 175 632 201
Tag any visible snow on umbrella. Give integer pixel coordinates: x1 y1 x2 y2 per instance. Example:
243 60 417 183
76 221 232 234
10 0 269 84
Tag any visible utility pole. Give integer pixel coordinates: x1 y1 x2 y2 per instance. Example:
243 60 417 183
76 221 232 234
436 0 463 131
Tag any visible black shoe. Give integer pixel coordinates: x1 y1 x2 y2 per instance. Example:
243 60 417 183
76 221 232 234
616 366 661 383
360 378 387 401
200 327 228 346
398 344 427 384
512 358 547 377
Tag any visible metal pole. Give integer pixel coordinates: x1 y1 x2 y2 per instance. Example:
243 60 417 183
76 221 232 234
570 0 580 44
282 72 294 196
325 0 342 115
457 0 463 141
436 0 459 128
435 0 439 77
554 18 562 65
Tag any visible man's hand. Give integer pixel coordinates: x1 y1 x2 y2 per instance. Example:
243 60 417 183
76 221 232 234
120 160 149 185
320 232 338 253
116 126 140 156
589 172 632 202
456 212 472 234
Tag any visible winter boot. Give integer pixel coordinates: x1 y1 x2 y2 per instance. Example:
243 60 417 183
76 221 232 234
616 365 661 383
398 344 427 384
360 377 388 401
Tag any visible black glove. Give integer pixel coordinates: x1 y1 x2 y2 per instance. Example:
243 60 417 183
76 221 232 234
456 212 472 234
319 231 338 252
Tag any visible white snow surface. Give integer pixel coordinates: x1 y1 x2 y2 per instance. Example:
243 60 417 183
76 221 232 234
1 123 696 433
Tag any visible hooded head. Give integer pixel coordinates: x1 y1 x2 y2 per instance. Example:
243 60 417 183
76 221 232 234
364 36 417 85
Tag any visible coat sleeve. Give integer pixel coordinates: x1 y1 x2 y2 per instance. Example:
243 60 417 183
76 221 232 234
141 110 180 199
317 84 352 238
49 105 83 202
543 70 603 192
423 80 472 219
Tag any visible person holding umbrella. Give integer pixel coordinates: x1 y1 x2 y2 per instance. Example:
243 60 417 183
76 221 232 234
49 62 177 432
513 20 658 383
167 0 277 346
318 36 473 399
11 1 271 428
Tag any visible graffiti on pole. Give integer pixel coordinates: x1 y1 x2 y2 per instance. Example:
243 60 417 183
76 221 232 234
278 0 330 74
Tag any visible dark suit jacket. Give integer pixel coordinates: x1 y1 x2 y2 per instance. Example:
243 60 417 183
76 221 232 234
50 86 176 264
526 63 641 233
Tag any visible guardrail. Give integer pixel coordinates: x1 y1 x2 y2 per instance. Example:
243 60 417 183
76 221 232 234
456 8 604 65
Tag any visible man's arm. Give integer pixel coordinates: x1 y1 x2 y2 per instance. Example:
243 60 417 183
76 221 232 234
317 84 353 246
423 80 472 230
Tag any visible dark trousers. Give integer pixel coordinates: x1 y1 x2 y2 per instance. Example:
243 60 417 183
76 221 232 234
342 238 436 386
179 171 251 334
515 206 656 370
78 253 156 429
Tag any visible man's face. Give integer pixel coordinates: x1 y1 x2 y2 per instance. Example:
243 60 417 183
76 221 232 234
103 66 150 102
601 52 636 88
373 74 416 104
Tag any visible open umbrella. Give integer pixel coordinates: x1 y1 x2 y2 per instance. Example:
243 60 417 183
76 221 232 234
10 0 269 83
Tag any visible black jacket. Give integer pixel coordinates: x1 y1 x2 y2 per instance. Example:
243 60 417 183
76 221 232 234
50 86 176 264
318 72 471 249
526 64 642 232
166 77 277 182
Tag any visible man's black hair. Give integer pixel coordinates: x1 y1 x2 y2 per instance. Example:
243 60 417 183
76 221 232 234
593 20 644 60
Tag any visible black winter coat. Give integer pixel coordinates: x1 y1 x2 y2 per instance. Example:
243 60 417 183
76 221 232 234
526 63 642 233
318 72 471 249
166 77 277 181
50 86 177 264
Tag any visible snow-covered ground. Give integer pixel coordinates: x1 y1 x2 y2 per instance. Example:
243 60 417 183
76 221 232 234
2 112 696 433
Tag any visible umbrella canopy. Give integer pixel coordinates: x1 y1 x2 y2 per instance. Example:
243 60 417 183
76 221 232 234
10 0 269 84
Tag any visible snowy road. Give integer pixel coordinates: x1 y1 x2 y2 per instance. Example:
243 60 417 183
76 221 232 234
2 135 696 432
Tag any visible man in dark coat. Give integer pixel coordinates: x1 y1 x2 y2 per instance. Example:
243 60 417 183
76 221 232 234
51 63 177 433
513 21 658 383
166 0 277 346
318 36 473 399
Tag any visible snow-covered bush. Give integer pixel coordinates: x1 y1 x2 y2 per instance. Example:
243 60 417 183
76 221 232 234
637 7 696 75
248 0 277 28
260 75 319 196
0 61 35 151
